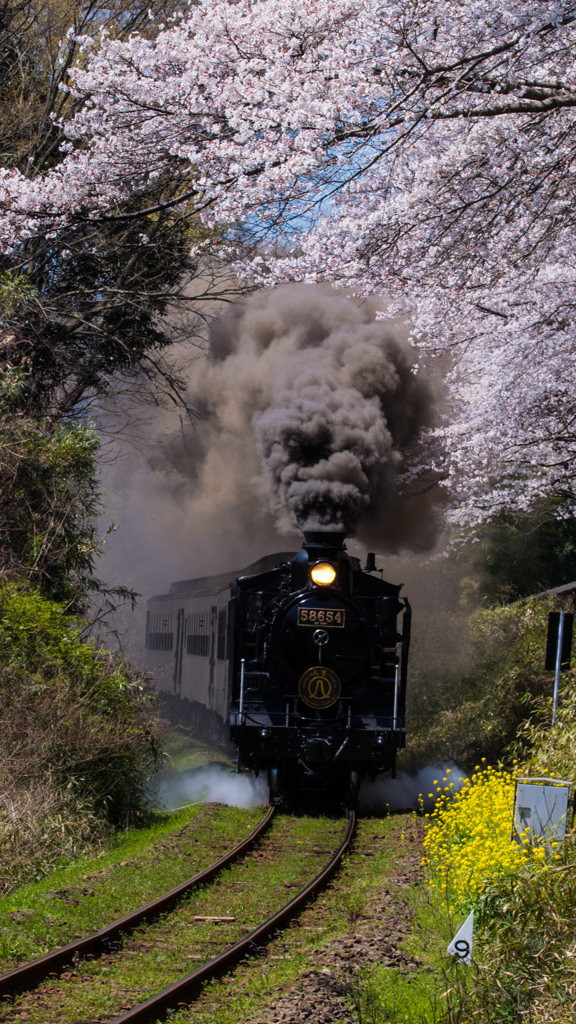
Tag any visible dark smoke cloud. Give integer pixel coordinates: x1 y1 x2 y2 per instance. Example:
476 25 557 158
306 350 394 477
171 285 441 550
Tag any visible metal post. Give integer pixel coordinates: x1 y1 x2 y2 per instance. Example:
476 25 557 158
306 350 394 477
393 658 399 730
553 612 565 726
239 658 246 723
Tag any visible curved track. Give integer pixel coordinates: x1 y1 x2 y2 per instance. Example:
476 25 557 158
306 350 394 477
0 805 275 999
109 809 356 1024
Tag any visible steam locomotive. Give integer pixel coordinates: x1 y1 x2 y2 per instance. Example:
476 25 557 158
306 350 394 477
146 531 410 806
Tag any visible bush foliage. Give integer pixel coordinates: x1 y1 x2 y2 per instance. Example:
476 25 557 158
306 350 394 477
456 500 576 605
0 410 102 606
516 681 576 783
405 597 559 772
0 583 161 891
436 807 576 1024
0 358 136 612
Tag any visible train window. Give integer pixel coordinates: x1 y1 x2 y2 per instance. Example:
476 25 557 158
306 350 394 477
146 613 174 651
187 635 210 657
186 611 210 658
217 609 227 661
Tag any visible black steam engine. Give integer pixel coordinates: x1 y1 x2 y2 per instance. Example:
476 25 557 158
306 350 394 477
229 531 410 805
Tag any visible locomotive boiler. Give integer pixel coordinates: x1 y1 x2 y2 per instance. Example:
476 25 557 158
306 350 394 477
229 531 410 805
145 531 410 806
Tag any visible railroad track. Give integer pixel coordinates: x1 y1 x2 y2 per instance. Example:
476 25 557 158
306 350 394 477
0 808 356 1024
0 805 275 1000
110 809 356 1024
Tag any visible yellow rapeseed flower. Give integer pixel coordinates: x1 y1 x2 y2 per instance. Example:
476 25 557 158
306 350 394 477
423 766 547 913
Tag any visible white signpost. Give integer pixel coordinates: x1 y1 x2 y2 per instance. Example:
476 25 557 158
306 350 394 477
512 778 573 843
447 910 474 965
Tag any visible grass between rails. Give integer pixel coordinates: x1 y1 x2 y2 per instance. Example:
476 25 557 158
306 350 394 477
168 814 454 1024
1 812 343 1022
0 802 265 972
0 808 465 1024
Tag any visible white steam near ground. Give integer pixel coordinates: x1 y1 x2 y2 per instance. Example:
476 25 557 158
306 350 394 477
150 762 467 813
359 763 468 813
150 764 269 811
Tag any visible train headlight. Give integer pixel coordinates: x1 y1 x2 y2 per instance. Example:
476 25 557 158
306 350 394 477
310 561 337 586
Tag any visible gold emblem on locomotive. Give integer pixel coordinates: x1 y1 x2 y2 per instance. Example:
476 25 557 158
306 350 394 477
298 666 341 709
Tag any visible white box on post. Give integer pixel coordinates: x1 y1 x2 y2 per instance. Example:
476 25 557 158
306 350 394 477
512 777 573 843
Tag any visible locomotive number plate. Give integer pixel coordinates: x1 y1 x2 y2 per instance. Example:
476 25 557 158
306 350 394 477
298 666 341 709
297 607 345 627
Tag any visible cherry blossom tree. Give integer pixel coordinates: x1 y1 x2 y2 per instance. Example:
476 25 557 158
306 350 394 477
0 0 225 424
3 0 576 524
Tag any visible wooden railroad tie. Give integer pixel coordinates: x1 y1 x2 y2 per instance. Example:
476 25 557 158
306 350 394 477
191 921 234 929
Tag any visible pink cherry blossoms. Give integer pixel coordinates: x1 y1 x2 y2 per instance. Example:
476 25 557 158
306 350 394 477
4 0 576 526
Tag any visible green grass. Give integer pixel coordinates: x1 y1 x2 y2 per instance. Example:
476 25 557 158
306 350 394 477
343 822 466 1024
0 803 264 971
171 813 454 1024
3 814 342 1021
350 885 456 1024
162 727 233 772
1 812 459 1024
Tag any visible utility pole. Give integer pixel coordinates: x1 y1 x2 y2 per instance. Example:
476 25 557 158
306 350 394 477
553 612 565 726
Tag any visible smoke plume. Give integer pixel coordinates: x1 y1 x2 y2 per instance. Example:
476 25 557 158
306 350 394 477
359 763 467 813
155 285 441 551
151 764 268 810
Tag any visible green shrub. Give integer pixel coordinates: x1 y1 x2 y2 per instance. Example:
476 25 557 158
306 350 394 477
0 413 103 608
438 831 576 1024
0 583 162 889
455 499 576 605
405 598 557 772
515 680 576 782
0 362 135 613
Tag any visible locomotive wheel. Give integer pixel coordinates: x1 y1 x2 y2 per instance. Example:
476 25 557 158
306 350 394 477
346 767 361 810
268 766 281 806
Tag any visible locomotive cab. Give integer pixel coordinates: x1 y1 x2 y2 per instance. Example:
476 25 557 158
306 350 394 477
229 531 410 805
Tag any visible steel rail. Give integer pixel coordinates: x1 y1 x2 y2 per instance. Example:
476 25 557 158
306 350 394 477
0 805 275 999
109 809 356 1024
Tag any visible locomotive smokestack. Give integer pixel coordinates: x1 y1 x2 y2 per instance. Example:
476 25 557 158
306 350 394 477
302 530 346 551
